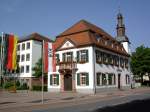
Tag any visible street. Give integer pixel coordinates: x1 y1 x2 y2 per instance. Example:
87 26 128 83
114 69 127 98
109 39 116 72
31 91 150 112
0 87 150 112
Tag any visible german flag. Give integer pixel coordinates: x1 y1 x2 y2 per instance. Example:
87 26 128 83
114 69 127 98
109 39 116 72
12 35 18 70
3 34 9 70
6 34 18 70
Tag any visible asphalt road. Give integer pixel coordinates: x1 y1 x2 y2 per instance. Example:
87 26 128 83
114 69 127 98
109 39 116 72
32 92 150 112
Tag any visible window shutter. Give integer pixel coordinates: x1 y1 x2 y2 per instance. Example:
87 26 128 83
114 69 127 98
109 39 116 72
77 51 79 62
86 50 89 62
63 53 65 62
50 75 52 85
86 73 89 85
56 54 60 64
97 74 100 86
101 52 104 63
77 73 80 85
56 74 59 85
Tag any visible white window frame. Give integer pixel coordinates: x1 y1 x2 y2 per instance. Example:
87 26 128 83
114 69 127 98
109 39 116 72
21 54 25 62
26 65 30 73
79 50 87 62
80 74 86 86
26 53 30 61
22 43 25 50
21 66 24 73
26 42 30 49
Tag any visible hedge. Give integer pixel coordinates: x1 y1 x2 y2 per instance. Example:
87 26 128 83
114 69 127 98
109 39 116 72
32 85 47 91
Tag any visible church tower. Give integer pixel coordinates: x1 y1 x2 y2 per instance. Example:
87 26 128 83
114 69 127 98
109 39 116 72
115 13 131 54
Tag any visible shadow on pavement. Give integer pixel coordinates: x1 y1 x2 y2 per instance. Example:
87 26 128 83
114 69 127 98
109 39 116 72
93 99 150 112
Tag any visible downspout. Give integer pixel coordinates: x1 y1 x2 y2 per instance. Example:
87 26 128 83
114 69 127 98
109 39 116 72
93 45 96 94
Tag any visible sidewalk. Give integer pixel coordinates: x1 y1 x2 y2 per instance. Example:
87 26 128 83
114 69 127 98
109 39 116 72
0 87 150 110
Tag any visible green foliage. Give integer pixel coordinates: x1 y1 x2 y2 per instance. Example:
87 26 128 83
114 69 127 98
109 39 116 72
17 83 29 90
131 45 150 83
32 58 42 78
32 85 47 91
4 82 14 89
15 80 20 87
32 58 47 78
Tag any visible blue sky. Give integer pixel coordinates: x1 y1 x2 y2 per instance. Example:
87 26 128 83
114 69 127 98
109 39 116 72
0 0 150 51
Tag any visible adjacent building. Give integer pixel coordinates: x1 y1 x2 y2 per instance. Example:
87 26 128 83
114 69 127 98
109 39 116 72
48 13 132 94
17 33 52 88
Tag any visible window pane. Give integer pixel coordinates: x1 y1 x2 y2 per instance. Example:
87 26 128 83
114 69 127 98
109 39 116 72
17 55 20 62
17 45 20 51
21 66 24 73
102 74 106 85
26 65 30 73
26 54 30 61
21 54 25 62
22 43 25 50
26 42 30 49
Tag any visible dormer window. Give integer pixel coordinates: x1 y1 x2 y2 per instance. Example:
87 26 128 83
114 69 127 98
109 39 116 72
95 34 102 42
107 40 112 46
105 40 107 46
112 43 114 48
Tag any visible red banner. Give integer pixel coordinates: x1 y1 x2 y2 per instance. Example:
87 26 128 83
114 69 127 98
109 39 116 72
52 43 56 72
44 41 48 73
6 35 14 70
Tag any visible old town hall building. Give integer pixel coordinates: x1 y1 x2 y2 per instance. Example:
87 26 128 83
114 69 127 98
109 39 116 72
48 13 132 94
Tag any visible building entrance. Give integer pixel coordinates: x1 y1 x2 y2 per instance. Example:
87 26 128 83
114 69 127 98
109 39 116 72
64 74 72 91
118 74 121 89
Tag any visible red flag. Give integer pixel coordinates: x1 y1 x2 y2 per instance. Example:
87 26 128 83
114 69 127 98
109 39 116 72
44 41 48 73
52 43 56 72
6 35 14 70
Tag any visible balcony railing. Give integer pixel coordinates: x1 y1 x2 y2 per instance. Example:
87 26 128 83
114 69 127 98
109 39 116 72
59 61 77 70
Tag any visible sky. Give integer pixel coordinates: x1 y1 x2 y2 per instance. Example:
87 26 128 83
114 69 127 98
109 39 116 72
0 0 150 52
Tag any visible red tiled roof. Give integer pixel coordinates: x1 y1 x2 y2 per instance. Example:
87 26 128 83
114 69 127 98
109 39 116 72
55 20 129 56
18 33 53 43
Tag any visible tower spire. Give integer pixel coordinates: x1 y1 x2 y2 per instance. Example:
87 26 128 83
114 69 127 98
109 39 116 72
116 11 125 37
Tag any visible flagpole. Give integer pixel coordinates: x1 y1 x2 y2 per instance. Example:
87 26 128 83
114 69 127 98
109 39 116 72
0 32 2 86
42 40 44 104
1 32 4 88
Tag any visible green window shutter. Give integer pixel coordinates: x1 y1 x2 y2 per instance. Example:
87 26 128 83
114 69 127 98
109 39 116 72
56 74 59 85
50 75 52 85
101 52 103 63
77 73 80 85
62 53 65 62
86 73 89 86
86 50 89 62
56 54 60 64
71 52 73 61
77 51 79 62
97 74 100 86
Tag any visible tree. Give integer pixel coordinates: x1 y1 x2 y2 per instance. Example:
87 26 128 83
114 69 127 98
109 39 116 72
131 45 150 84
32 58 42 78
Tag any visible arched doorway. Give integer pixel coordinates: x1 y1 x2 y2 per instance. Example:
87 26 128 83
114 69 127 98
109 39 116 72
64 74 72 91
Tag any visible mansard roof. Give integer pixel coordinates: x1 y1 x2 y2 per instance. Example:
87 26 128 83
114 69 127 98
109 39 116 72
55 20 129 56
18 32 53 43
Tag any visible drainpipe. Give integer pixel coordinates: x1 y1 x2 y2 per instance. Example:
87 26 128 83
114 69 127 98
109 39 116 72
93 45 96 94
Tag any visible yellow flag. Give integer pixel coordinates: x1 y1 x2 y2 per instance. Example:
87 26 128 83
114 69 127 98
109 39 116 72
12 35 18 70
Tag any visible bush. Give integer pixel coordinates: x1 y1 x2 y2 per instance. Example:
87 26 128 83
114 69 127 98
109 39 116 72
4 82 14 89
15 80 20 87
32 85 47 91
17 83 29 90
